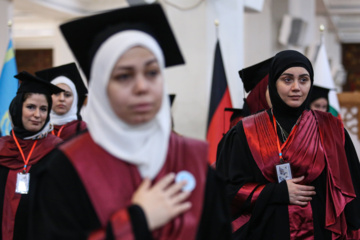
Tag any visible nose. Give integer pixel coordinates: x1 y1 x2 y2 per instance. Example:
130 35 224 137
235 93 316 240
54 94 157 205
59 92 65 101
33 108 40 118
134 75 149 94
291 80 300 91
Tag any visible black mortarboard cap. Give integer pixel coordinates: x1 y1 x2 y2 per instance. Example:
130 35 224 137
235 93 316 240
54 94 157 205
309 85 330 103
60 4 184 81
225 108 244 121
15 71 64 95
239 57 273 93
35 63 88 97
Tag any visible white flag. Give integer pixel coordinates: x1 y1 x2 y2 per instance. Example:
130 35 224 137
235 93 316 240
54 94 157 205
313 42 341 117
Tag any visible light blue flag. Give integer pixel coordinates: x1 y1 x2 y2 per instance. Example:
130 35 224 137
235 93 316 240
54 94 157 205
0 40 18 136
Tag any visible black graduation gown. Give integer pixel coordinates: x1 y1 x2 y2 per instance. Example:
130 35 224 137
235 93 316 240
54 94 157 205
0 162 46 240
0 134 62 240
28 132 232 240
216 112 360 240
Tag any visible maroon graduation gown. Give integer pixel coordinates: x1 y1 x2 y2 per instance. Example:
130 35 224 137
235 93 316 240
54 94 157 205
0 134 62 240
217 109 360 239
29 131 232 240
52 120 87 140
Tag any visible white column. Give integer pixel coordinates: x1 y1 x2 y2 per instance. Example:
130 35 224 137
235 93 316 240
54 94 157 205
207 0 245 109
161 0 244 139
244 0 273 67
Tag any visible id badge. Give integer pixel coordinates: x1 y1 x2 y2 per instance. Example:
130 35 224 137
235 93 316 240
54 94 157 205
15 172 30 194
276 163 292 183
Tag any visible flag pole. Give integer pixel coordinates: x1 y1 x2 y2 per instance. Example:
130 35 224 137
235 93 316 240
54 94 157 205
319 24 325 45
8 19 12 37
0 19 18 136
214 19 227 135
214 19 219 39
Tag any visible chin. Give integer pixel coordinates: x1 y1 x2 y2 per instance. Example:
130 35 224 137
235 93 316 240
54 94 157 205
54 110 67 115
129 115 153 125
26 127 42 132
287 101 304 108
287 104 298 108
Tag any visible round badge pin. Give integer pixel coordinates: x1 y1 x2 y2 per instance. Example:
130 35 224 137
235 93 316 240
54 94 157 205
175 170 196 192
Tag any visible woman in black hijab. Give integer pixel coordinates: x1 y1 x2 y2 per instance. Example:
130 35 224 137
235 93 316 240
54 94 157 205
216 50 360 239
0 71 63 240
308 85 330 112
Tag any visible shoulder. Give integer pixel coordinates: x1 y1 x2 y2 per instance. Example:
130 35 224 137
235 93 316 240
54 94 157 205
313 110 345 143
78 120 87 129
65 120 87 130
168 133 209 167
59 130 90 152
43 134 63 145
313 110 344 130
170 132 208 149
242 110 270 125
0 136 13 147
313 110 342 123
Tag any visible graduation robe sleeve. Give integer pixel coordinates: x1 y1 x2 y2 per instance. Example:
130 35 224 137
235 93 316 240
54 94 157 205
344 129 360 237
28 149 232 240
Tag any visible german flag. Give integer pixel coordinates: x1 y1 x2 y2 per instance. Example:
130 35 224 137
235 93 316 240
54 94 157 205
206 41 232 165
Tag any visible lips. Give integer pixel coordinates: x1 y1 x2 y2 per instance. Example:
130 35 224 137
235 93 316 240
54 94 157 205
30 121 41 125
56 104 66 108
132 103 153 112
289 95 301 100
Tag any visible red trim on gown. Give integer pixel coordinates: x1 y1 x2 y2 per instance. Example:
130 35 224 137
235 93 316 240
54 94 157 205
53 120 87 140
240 110 355 239
0 134 62 240
60 131 208 239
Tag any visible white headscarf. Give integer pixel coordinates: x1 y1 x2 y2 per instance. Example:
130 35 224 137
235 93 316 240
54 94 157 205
23 121 53 140
85 30 171 179
50 76 78 125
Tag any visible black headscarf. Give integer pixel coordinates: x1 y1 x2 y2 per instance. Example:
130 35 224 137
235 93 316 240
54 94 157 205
268 50 314 133
9 92 52 139
9 71 64 139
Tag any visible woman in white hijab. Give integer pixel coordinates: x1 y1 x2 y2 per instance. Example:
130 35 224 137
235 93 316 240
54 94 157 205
35 63 88 140
29 4 231 240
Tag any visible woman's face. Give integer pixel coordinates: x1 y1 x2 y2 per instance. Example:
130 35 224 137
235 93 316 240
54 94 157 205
52 83 74 115
275 67 311 108
22 93 48 132
107 46 163 125
310 98 328 112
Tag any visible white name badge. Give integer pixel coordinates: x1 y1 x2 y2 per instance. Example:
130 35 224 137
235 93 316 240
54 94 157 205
276 163 292 183
15 172 30 194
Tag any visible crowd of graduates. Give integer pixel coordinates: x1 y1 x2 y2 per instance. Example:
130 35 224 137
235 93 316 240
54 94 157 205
0 3 359 240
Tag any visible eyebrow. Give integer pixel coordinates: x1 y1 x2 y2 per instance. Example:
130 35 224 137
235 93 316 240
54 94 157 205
113 58 158 71
145 59 158 66
281 73 310 77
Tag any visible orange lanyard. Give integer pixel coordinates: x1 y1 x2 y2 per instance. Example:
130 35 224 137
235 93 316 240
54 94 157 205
272 113 300 163
52 125 65 137
12 130 38 173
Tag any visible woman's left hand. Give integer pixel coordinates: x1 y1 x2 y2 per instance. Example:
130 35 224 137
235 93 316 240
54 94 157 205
286 176 316 206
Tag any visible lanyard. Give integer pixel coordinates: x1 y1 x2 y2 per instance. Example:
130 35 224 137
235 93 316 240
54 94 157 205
12 130 38 173
52 125 65 137
272 113 300 163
